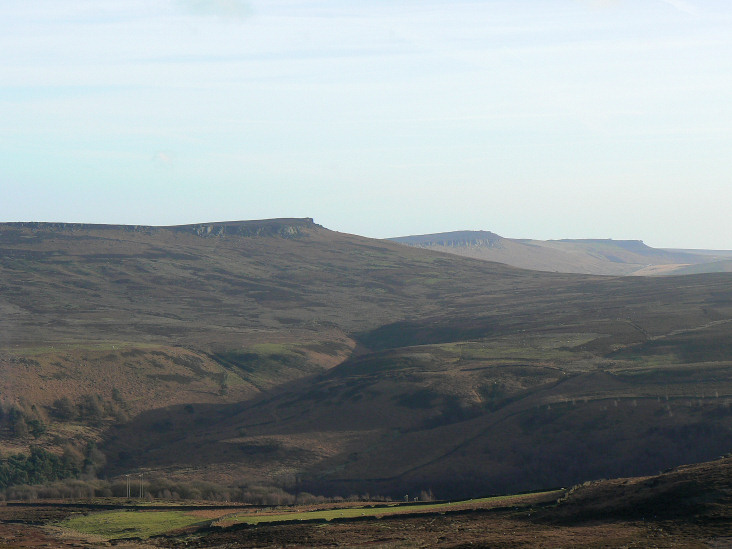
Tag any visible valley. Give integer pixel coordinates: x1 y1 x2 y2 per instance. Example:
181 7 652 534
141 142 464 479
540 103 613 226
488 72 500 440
0 218 731 546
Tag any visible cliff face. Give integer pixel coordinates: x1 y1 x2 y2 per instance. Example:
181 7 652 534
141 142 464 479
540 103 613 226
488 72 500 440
173 218 318 238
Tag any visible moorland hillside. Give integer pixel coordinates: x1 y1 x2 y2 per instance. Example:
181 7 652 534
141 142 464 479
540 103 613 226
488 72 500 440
1 219 731 499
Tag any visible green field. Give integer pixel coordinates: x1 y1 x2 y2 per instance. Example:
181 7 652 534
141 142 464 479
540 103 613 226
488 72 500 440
57 491 562 539
60 510 208 539
218 491 563 526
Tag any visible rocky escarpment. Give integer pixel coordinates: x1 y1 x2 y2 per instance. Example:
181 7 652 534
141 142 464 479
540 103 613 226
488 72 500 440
1 218 319 239
175 218 318 238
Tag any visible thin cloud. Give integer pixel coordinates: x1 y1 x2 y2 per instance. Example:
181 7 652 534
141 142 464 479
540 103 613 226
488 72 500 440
659 0 698 15
177 0 251 19
578 0 698 13
153 151 176 168
577 0 622 9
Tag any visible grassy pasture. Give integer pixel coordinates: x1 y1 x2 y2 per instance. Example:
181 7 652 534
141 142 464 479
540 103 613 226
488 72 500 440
56 491 562 539
216 490 562 526
7 457 731 548
60 509 210 539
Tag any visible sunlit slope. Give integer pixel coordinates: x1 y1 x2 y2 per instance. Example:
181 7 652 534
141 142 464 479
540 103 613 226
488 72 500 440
4 219 732 353
0 217 528 434
1 219 528 350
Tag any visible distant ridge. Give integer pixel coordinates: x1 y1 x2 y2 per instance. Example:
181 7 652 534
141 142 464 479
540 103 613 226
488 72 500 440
554 238 648 249
391 230 503 248
390 230 729 276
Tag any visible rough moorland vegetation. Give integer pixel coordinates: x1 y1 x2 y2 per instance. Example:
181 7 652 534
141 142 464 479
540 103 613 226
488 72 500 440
1 219 731 501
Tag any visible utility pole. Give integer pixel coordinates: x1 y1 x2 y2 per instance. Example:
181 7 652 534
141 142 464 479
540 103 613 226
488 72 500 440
139 473 144 499
125 474 130 498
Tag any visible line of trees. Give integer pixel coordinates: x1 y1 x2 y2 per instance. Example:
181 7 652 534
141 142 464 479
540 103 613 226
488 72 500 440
0 446 80 490
0 391 129 441
0 467 409 504
0 401 47 439
51 392 129 424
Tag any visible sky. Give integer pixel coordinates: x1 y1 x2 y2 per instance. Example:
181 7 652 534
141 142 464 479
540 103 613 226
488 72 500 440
1 0 732 248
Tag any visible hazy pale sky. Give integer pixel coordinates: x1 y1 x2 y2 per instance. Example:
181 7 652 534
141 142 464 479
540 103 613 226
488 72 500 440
2 1 732 248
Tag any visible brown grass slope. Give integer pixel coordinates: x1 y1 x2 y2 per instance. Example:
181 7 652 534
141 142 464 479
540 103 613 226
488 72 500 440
547 454 732 526
2 219 732 498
